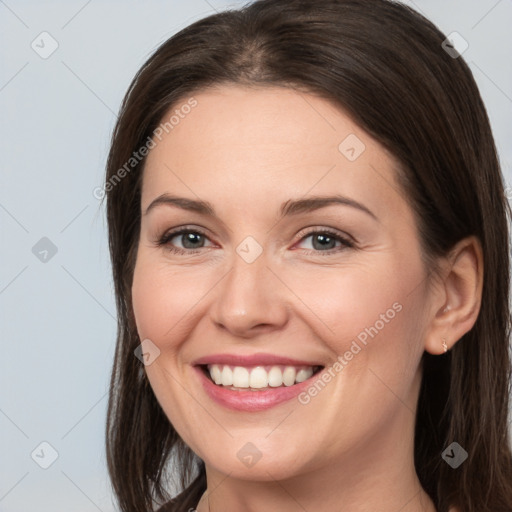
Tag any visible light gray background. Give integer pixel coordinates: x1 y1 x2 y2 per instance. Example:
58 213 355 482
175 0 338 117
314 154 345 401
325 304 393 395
1 1 511 510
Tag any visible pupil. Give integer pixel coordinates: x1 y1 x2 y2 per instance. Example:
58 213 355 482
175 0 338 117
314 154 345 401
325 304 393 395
182 232 203 248
313 234 335 250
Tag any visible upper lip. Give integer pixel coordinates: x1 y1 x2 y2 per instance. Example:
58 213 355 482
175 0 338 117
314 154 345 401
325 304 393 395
193 352 324 367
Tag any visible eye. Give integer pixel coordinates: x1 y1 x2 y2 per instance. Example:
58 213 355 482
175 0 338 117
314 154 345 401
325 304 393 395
295 229 354 253
156 226 354 255
157 227 214 254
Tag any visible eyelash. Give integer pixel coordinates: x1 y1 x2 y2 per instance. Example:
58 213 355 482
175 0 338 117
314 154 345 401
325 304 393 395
156 226 355 256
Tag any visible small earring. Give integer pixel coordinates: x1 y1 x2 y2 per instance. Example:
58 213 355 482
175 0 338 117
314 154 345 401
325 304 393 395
442 338 448 353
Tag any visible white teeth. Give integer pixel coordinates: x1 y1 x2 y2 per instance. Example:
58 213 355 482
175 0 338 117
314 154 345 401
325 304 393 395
268 366 283 387
295 368 313 383
232 366 249 387
207 364 317 388
221 366 233 386
282 366 296 386
249 367 268 389
210 364 222 385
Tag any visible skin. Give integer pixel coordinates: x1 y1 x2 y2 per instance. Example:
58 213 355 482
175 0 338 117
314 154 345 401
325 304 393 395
131 85 483 512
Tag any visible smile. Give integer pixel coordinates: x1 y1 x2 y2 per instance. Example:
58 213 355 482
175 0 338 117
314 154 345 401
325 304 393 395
193 353 325 411
206 364 322 390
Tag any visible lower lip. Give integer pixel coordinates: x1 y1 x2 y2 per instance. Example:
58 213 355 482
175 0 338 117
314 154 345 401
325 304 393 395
194 366 319 412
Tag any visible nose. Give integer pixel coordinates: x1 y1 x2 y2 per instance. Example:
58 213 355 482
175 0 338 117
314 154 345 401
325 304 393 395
209 250 290 338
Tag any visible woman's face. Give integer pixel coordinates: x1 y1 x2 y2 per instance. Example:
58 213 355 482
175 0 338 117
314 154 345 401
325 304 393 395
132 85 434 480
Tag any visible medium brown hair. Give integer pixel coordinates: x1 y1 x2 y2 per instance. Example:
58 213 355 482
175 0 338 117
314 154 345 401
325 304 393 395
104 1 512 510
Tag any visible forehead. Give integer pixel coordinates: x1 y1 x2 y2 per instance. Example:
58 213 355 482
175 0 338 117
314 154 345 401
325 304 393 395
141 85 407 222
146 85 367 167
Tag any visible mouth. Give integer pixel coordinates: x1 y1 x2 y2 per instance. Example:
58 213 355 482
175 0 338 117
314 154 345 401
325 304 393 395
192 353 326 411
199 364 324 391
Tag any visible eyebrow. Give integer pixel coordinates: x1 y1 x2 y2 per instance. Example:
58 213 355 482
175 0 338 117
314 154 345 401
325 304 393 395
143 193 378 221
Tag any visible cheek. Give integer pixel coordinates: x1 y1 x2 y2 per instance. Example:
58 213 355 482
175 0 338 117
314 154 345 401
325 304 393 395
281 255 427 378
130 253 215 444
131 254 213 344
283 263 404 340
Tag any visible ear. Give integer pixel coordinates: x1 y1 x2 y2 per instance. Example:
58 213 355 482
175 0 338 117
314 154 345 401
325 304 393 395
424 236 484 355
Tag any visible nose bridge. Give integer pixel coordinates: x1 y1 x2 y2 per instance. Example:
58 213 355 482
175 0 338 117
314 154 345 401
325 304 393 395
209 240 289 336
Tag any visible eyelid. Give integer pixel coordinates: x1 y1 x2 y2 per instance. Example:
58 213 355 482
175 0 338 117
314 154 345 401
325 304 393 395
156 225 215 253
157 224 208 238
294 225 356 245
156 224 355 256
291 227 355 254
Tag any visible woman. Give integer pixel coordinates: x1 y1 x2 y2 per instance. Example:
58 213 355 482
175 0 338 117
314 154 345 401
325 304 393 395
104 1 512 511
